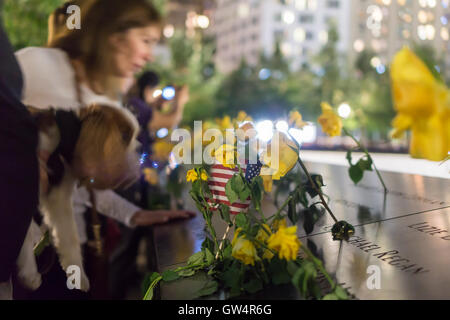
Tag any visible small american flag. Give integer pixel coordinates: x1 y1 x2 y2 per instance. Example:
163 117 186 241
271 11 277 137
207 161 262 215
207 163 249 214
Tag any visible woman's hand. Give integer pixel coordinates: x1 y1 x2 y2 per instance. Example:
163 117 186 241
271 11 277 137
130 209 196 226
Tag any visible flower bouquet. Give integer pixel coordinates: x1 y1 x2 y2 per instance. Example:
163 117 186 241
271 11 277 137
142 108 372 301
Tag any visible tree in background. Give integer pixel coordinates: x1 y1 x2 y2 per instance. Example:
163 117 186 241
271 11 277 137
3 0 64 49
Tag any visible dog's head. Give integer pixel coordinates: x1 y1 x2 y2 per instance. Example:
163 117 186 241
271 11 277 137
72 104 141 190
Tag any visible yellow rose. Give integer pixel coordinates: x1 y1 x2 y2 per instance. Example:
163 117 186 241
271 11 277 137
232 228 243 247
255 224 272 244
200 169 208 181
186 169 198 182
236 122 257 141
236 111 253 123
289 111 308 129
390 47 450 161
261 173 273 193
271 218 287 231
267 225 301 261
232 237 260 266
261 132 299 180
318 102 343 137
214 144 237 169
216 115 233 131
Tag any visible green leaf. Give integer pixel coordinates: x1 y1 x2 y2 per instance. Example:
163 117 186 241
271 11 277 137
201 237 215 254
204 248 215 266
349 165 363 185
225 179 239 204
269 259 291 285
322 293 339 300
288 198 299 225
196 280 219 298
235 212 248 229
187 251 205 266
232 174 246 193
238 187 252 202
303 205 324 235
357 157 373 171
222 242 232 259
334 286 349 300
219 204 232 226
292 268 305 293
178 268 197 277
162 270 180 282
243 277 263 294
311 174 324 188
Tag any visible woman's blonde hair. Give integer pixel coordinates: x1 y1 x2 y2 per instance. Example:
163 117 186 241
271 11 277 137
49 0 162 98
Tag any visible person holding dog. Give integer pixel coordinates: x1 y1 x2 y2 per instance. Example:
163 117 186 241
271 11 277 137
13 0 195 299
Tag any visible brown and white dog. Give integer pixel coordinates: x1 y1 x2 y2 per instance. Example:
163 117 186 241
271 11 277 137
16 104 140 292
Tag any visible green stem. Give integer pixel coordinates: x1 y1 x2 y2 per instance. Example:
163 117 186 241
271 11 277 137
343 128 388 194
297 158 338 223
301 245 336 290
143 276 163 300
199 182 220 252
272 194 293 221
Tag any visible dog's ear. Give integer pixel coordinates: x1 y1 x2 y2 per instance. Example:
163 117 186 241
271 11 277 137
73 104 140 189
27 106 57 133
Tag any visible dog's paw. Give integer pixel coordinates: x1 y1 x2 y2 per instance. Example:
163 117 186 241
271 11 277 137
18 270 42 291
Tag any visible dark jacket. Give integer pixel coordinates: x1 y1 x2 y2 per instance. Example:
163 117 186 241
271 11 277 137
0 19 39 282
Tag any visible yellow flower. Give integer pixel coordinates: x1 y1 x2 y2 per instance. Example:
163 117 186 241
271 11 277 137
289 111 308 129
390 47 450 161
236 111 253 123
232 237 260 266
318 102 343 137
262 248 274 261
143 168 158 185
232 228 243 247
261 132 299 180
200 169 208 181
255 224 272 243
267 225 301 261
261 173 273 193
214 144 237 169
271 218 287 231
153 140 174 162
186 169 198 182
236 122 257 141
216 115 233 131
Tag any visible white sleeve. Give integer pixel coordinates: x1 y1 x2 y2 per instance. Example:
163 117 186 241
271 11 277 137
76 187 141 228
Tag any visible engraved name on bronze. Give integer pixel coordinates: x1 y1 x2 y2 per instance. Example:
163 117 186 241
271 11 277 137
353 184 447 206
408 222 450 241
347 236 430 275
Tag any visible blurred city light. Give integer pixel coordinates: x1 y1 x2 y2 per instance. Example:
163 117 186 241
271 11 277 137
275 120 289 133
197 15 210 29
162 86 176 100
157 128 169 138
338 103 352 119
258 68 271 80
256 120 274 142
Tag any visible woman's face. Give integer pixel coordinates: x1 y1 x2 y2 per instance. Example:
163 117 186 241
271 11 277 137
109 25 161 78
